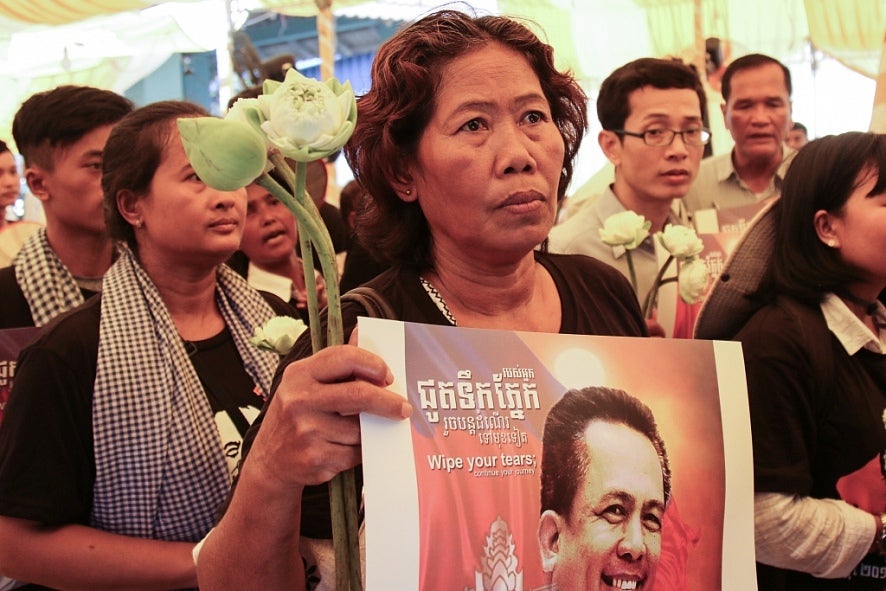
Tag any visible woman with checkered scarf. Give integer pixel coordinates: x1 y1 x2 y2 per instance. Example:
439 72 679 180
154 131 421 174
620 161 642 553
0 101 293 589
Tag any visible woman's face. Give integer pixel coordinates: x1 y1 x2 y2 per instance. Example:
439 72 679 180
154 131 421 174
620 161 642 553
133 128 246 269
0 150 19 209
827 168 886 293
240 183 298 268
406 42 565 267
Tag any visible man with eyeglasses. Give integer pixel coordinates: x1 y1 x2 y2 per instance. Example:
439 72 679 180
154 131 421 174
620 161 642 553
682 53 794 214
548 57 707 334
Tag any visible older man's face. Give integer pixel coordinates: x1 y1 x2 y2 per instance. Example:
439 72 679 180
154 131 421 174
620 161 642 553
550 420 665 591
722 62 791 165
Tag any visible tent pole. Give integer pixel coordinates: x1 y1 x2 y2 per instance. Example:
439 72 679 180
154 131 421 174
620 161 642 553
217 0 237 114
315 0 338 201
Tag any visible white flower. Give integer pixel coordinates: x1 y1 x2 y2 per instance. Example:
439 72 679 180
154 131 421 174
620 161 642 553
250 315 308 356
257 69 357 162
599 211 651 250
678 258 710 304
225 97 267 143
657 224 704 260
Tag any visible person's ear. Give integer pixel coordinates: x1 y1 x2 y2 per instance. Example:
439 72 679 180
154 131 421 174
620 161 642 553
116 190 143 228
538 510 564 573
813 209 840 249
720 102 731 131
599 130 622 168
24 166 50 203
390 170 418 203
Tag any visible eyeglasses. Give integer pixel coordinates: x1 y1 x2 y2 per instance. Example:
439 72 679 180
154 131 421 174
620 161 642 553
612 127 712 147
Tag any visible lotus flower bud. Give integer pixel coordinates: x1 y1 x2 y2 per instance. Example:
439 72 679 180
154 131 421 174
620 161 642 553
225 98 268 144
678 258 710 304
177 117 268 191
250 315 308 355
599 211 651 250
658 224 704 260
256 68 357 162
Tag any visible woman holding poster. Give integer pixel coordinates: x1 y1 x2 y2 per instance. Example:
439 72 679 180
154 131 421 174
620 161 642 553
696 131 886 590
197 9 657 591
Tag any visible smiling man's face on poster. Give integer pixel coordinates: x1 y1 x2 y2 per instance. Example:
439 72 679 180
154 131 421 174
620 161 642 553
539 419 666 591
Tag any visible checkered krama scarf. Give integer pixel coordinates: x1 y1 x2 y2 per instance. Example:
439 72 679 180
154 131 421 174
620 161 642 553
13 228 85 327
91 244 280 541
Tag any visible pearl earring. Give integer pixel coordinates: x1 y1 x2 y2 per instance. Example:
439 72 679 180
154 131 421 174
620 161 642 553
827 239 836 247
405 189 412 196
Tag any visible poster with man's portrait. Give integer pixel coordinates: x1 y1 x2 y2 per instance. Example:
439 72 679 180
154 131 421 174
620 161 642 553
359 318 754 591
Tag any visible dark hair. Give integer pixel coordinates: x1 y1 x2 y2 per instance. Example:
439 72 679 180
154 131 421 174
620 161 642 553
768 132 886 304
721 54 791 102
226 85 263 111
597 57 707 134
0 140 8 153
540 386 671 522
338 179 367 230
791 121 807 135
343 9 588 268
102 100 209 251
705 37 724 74
12 85 134 170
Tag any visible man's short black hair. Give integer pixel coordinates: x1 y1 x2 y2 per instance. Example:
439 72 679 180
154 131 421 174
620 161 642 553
12 85 133 170
597 57 707 134
540 386 671 522
721 54 792 102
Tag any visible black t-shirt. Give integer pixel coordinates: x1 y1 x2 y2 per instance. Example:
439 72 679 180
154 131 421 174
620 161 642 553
236 251 648 538
339 234 389 293
0 265 98 329
0 291 293 528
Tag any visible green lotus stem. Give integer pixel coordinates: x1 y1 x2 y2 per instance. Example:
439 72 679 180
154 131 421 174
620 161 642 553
256 164 341 349
267 154 343 348
328 472 349 591
641 254 675 319
343 467 361 591
268 154 337 280
624 249 639 298
258 154 358 591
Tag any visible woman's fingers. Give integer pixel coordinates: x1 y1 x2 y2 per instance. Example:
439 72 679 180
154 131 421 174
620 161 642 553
247 344 411 487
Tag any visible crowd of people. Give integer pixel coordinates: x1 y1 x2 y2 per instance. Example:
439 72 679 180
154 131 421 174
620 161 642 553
0 7 882 591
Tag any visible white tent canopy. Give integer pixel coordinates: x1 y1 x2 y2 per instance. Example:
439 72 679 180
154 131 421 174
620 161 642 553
1 0 884 187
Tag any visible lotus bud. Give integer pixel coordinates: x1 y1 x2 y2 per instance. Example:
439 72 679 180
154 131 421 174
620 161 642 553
177 117 268 191
678 258 711 304
599 211 651 250
658 224 704 260
250 315 308 355
225 98 268 143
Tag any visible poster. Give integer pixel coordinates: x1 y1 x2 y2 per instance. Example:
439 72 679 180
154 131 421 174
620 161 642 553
671 232 743 339
359 318 755 591
0 327 40 425
692 201 769 235
671 199 773 338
